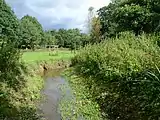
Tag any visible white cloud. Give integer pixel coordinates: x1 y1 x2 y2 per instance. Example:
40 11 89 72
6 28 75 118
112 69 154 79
5 0 111 31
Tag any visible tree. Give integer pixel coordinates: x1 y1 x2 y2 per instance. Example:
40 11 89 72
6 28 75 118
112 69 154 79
55 34 64 47
0 0 26 117
113 2 151 35
20 15 43 50
98 3 119 37
0 0 21 44
52 28 89 49
80 33 90 47
50 29 57 36
40 31 56 46
90 17 101 43
0 0 21 74
98 0 160 37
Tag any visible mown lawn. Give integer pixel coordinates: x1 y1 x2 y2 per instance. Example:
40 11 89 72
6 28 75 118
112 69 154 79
22 50 74 63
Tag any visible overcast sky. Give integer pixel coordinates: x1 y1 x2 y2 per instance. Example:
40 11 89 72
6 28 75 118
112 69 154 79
5 0 110 31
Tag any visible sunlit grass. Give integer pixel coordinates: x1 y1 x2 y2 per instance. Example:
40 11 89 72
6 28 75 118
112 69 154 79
22 50 74 64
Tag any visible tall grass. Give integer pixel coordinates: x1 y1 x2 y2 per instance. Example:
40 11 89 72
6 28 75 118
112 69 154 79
72 32 160 119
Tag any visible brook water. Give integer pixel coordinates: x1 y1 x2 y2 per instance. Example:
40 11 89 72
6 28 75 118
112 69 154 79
38 69 71 120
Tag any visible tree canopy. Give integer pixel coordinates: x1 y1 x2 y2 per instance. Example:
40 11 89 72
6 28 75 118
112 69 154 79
50 28 90 49
0 0 21 44
19 16 90 50
98 0 160 37
20 15 43 49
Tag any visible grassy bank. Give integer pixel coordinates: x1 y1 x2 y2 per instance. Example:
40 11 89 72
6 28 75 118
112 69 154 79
71 32 160 119
0 64 44 120
60 69 102 120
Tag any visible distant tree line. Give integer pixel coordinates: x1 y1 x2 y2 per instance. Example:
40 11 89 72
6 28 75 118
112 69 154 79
1 0 91 51
49 28 90 50
19 15 91 50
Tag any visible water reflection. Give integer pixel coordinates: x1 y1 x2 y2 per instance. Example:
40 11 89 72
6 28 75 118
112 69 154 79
38 69 66 120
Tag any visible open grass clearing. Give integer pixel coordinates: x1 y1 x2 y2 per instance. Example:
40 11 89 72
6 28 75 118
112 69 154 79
22 50 74 64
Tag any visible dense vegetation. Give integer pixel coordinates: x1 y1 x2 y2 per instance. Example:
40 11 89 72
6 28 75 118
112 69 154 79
50 28 90 49
19 16 90 50
72 32 160 119
71 0 160 119
20 21 90 50
60 70 102 120
98 0 160 38
0 0 45 119
0 2 90 51
20 15 44 49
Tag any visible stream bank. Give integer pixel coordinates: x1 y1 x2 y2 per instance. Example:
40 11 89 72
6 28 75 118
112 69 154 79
59 69 103 120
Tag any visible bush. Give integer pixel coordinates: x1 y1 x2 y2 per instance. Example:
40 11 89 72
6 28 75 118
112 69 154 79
72 32 160 119
0 39 39 119
0 1 44 119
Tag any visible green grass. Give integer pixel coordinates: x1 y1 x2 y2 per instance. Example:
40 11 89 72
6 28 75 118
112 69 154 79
60 69 102 120
22 50 74 64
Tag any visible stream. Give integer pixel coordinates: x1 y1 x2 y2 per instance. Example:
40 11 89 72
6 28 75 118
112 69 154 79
38 69 71 120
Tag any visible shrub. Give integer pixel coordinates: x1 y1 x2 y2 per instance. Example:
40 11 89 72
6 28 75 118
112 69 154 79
0 38 28 119
72 32 160 119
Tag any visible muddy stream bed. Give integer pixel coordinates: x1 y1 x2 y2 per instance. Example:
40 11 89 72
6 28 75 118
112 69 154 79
37 69 72 120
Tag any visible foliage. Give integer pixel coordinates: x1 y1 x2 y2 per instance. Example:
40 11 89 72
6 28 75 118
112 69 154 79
72 32 160 119
52 28 90 49
98 0 160 37
60 69 102 120
0 65 44 120
98 3 118 37
1 0 89 50
20 15 43 50
0 0 22 100
90 17 102 43
40 31 56 46
0 0 21 45
0 1 43 119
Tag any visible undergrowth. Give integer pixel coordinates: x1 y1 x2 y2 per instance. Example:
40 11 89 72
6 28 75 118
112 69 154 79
60 69 102 120
71 32 160 119
0 63 44 120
